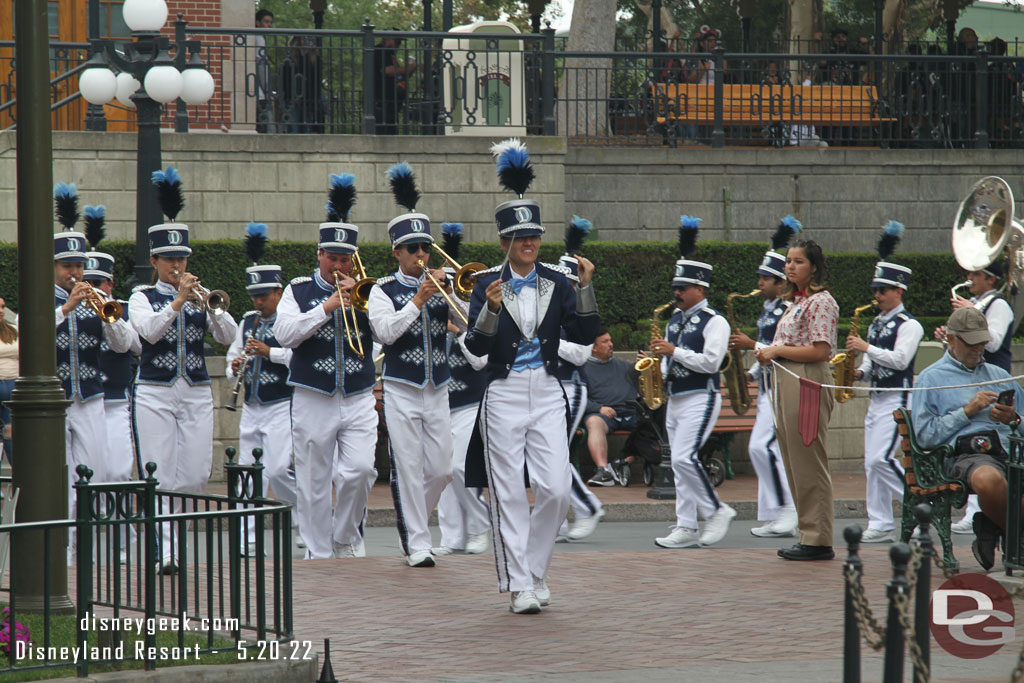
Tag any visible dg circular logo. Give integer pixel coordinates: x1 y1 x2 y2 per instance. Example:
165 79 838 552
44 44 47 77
930 572 1015 658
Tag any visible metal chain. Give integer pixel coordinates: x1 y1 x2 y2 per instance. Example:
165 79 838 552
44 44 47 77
844 565 886 650
893 588 931 682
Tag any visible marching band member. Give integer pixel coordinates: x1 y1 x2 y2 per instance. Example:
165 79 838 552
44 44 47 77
274 174 377 560
368 163 465 568
464 140 600 614
434 223 491 556
82 204 142 486
128 169 239 573
649 217 736 550
848 222 923 543
53 184 135 560
729 217 798 538
225 222 298 553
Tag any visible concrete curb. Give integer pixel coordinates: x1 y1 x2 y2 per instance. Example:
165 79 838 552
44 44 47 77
43 658 318 682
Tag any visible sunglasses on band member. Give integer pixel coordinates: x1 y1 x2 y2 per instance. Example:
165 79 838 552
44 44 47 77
403 243 431 255
873 286 894 294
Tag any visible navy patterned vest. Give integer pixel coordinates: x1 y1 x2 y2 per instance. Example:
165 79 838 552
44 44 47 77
866 309 917 389
376 275 451 388
55 287 104 400
240 311 292 406
665 305 722 395
978 294 1013 373
756 298 789 392
285 274 375 397
447 333 486 410
99 300 133 401
135 285 211 385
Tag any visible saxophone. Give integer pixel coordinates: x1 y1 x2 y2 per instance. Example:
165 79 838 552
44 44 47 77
635 302 675 410
723 289 760 415
829 300 877 403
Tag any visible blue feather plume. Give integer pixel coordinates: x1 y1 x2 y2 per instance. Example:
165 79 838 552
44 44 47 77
327 173 356 222
83 205 106 248
771 215 801 250
54 182 79 229
491 138 534 197
386 162 420 212
244 222 268 264
877 220 905 260
678 215 701 258
565 215 592 255
441 222 463 261
151 167 184 221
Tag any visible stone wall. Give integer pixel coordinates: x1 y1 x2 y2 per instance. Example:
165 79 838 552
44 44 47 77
4 131 1024 252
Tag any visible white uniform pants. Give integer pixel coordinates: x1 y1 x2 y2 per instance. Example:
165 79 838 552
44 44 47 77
480 368 570 593
67 396 108 559
104 400 135 482
437 405 490 549
864 391 906 532
133 380 214 563
667 391 722 529
239 399 298 544
748 387 792 520
561 381 602 532
383 380 453 556
291 388 377 559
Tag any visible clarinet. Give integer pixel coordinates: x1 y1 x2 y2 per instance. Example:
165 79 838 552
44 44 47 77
226 330 255 412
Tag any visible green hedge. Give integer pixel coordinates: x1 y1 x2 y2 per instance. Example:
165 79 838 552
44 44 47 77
0 240 970 337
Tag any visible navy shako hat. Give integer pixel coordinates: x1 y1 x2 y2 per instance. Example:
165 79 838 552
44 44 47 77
149 167 192 257
320 173 360 255
983 259 1004 279
84 252 115 280
386 162 433 247
54 232 88 262
492 139 544 238
673 215 712 288
872 220 911 290
559 215 592 282
758 215 801 279
53 183 88 262
242 221 283 294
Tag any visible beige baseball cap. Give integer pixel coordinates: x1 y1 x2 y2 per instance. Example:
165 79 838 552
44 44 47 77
946 307 991 345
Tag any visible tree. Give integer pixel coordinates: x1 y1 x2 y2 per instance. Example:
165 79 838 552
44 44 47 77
557 0 618 136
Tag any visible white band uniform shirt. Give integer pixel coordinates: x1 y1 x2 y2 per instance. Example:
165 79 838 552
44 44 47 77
100 301 142 484
128 280 239 563
274 272 377 559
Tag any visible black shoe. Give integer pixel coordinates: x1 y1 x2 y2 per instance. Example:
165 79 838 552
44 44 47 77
778 543 835 561
159 560 178 575
587 467 616 487
972 512 1001 571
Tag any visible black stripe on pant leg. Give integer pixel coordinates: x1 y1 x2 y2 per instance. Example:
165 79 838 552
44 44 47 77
480 386 512 592
130 382 144 481
382 387 411 556
884 393 908 480
766 432 787 508
689 391 720 509
569 467 598 517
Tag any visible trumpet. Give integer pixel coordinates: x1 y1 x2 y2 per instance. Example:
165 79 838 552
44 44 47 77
416 259 469 326
429 244 486 301
69 277 122 324
334 269 365 360
172 269 230 315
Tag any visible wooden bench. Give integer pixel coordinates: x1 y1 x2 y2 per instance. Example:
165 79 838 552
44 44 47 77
893 407 966 573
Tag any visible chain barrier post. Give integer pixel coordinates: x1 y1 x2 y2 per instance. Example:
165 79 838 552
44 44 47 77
1007 435 1023 573
883 543 911 683
74 465 94 678
912 504 933 683
843 524 863 683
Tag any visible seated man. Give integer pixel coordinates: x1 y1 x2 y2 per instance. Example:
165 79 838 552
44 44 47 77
912 307 1024 570
582 329 640 486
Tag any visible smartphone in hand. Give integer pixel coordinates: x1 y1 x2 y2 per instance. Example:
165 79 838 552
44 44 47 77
997 389 1015 406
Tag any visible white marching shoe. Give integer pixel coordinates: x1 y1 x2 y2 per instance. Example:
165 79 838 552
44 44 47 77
860 528 897 543
465 531 490 554
699 504 737 546
568 508 605 540
532 574 551 606
510 590 541 614
751 506 797 537
951 517 974 535
655 527 700 549
406 550 435 567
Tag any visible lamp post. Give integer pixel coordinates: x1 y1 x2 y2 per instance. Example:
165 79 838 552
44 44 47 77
78 0 213 290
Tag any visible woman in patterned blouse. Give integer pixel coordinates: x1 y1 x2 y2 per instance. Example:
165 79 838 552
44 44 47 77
754 239 839 561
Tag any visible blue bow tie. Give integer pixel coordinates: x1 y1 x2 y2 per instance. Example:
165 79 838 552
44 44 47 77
509 270 538 294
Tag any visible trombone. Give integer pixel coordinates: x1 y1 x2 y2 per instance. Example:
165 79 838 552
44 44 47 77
172 269 230 315
69 277 122 324
430 244 486 302
416 259 469 326
334 269 365 360
348 251 376 314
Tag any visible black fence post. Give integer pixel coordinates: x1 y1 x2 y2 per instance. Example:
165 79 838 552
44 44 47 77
174 14 189 133
224 446 242 637
711 47 725 148
974 45 989 149
912 504 933 683
142 462 158 671
843 525 863 683
74 465 94 678
882 543 911 683
362 20 377 135
1007 436 1023 572
542 24 556 136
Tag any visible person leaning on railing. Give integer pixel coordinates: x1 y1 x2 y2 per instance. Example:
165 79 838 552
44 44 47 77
0 297 16 463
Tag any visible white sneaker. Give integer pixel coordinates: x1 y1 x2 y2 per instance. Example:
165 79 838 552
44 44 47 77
465 531 490 554
750 523 780 538
353 538 366 557
432 546 458 556
555 535 570 543
510 590 541 614
767 506 798 537
861 528 897 543
333 543 358 558
532 575 550 606
655 527 700 549
699 504 737 546
951 517 974 535
567 508 605 540
406 550 436 567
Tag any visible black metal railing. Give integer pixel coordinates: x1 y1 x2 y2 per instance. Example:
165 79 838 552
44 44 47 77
0 452 293 677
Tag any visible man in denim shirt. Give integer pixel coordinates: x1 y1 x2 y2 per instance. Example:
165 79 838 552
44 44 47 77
912 307 1024 569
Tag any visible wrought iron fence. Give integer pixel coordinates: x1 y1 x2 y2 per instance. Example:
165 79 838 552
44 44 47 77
0 451 294 677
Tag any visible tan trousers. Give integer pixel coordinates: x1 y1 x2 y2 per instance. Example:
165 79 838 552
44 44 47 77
772 359 835 547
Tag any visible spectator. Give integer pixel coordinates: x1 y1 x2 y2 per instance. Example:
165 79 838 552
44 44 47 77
828 28 856 85
653 37 685 84
0 297 15 463
987 38 1019 145
582 329 640 487
374 32 418 135
912 307 1024 570
685 26 724 86
281 36 324 134
790 67 828 147
254 9 274 133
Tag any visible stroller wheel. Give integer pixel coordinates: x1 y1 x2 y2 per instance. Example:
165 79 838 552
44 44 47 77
704 456 726 488
642 462 654 487
610 458 632 487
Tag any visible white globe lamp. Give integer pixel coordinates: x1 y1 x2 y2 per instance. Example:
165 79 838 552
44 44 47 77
115 72 141 107
144 65 183 104
122 0 169 33
79 68 117 105
180 68 215 105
